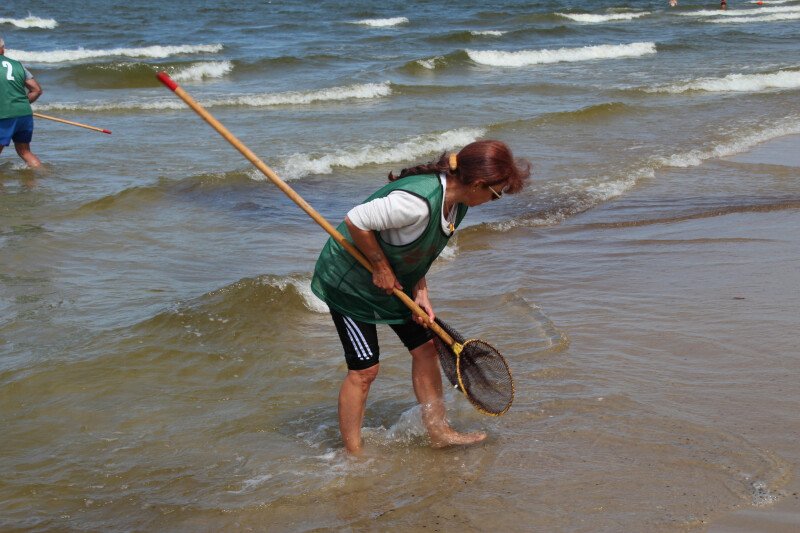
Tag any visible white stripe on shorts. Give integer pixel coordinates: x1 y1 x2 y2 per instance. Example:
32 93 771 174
343 316 373 361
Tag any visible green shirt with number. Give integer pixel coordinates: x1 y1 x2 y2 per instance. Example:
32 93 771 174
0 54 33 120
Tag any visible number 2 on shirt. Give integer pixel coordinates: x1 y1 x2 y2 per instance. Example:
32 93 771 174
2 61 14 81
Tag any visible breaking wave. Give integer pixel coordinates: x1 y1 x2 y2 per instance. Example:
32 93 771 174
0 16 57 29
653 69 800 93
678 5 800 23
711 12 800 23
556 12 650 23
655 117 800 168
586 200 800 229
172 61 233 82
6 44 223 63
679 5 800 17
272 127 486 180
470 30 507 36
52 60 234 89
137 275 328 343
493 115 800 230
466 41 656 67
484 168 652 232
350 17 409 27
35 82 392 111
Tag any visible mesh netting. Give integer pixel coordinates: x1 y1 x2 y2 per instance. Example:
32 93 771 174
433 318 514 416
458 339 514 415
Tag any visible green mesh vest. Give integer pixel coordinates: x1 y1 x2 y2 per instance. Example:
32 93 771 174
311 173 468 324
0 55 33 120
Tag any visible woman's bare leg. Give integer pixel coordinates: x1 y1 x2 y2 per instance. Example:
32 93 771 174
410 340 486 448
338 364 379 454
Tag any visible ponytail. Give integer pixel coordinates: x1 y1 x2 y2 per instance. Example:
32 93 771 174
388 140 531 194
388 152 453 182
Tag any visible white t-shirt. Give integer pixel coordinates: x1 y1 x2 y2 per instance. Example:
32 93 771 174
347 173 457 245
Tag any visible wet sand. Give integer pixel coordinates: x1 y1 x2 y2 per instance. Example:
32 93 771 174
703 136 800 532
559 134 800 531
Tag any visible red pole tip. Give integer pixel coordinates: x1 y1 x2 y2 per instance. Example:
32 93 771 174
102 129 112 134
156 71 178 91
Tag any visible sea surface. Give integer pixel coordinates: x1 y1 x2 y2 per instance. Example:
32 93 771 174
1 1 799 531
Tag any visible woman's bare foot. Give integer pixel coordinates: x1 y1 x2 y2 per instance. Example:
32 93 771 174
429 428 487 448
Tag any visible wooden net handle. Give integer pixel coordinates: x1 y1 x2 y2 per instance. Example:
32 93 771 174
156 72 455 346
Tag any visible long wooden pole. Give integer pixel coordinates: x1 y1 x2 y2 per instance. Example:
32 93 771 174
155 71 457 347
33 113 111 134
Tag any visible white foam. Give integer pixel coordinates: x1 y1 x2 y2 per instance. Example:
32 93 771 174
583 171 646 202
467 42 656 67
556 12 650 23
227 473 273 494
274 127 486 180
656 117 800 168
491 167 654 231
679 5 800 17
35 100 185 112
4 160 29 172
656 70 800 93
566 169 648 209
36 82 392 112
172 61 233 82
294 282 329 314
711 12 800 23
416 56 445 69
0 16 58 29
437 242 459 262
261 276 329 314
351 17 409 27
220 82 392 107
470 30 507 36
6 44 223 63
382 404 427 443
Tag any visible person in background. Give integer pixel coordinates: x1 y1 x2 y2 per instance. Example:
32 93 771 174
0 35 42 168
311 140 531 454
720 0 728 9
669 0 677 7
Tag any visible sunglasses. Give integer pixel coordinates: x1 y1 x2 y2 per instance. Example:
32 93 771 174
487 184 506 200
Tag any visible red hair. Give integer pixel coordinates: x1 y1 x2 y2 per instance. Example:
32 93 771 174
388 140 531 194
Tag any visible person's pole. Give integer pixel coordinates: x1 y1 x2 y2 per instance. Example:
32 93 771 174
33 113 111 134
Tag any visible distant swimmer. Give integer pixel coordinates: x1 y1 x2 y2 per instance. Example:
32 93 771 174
720 0 728 9
0 35 42 168
669 0 677 6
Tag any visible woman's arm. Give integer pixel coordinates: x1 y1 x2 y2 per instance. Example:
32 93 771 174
412 276 435 326
345 216 402 295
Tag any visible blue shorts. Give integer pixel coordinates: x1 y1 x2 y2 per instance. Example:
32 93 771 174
0 115 34 146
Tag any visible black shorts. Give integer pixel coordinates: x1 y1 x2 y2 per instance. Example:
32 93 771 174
329 309 433 370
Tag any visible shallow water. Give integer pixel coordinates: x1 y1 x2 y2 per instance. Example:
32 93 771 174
1 1 799 530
